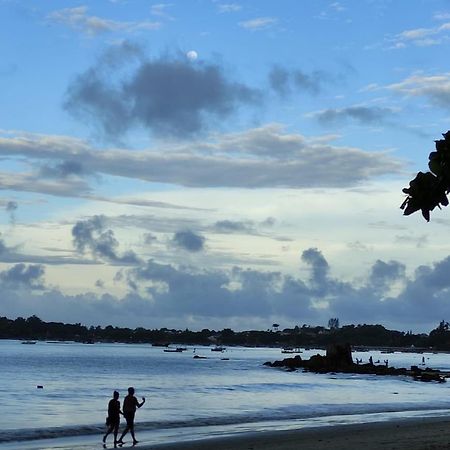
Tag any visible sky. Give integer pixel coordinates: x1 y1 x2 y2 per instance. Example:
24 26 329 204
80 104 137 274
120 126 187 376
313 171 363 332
2 0 450 333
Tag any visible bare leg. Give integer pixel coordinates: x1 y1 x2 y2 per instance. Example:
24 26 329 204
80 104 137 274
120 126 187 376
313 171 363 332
130 426 138 444
117 426 129 444
103 424 114 443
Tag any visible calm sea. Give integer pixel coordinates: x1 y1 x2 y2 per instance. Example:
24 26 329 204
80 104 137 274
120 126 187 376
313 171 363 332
1 340 450 447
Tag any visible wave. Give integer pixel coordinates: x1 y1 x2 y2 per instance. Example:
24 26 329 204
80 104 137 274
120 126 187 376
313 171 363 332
2 403 450 444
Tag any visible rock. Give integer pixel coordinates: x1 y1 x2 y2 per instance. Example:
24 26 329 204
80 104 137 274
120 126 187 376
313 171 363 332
265 344 446 383
325 343 353 368
307 354 327 372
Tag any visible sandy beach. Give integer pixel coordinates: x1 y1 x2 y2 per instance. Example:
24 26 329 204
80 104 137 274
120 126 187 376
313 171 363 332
5 417 450 450
147 419 450 450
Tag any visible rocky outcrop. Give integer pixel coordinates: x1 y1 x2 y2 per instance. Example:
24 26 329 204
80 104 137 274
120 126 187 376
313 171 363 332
264 344 446 382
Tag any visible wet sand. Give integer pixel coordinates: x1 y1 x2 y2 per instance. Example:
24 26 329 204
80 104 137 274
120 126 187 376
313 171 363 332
144 418 450 450
3 417 450 450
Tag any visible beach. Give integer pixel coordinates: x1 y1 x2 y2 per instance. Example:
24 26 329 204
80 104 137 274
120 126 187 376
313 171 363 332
139 418 450 450
4 417 450 450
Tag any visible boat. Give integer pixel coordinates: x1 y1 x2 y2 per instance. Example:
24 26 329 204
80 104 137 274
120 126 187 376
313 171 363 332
281 347 302 354
21 340 36 345
163 347 186 353
211 346 226 352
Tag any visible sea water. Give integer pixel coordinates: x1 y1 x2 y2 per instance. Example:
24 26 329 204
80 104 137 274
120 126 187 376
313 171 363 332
1 340 450 446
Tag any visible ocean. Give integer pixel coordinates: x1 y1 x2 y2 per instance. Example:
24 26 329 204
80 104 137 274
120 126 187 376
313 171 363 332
1 339 450 448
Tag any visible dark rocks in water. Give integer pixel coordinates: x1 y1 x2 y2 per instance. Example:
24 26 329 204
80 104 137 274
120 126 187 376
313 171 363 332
410 365 446 383
265 354 303 370
264 344 446 383
326 343 353 368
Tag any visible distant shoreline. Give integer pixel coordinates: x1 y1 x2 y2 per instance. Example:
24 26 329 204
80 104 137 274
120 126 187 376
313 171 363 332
3 315 450 350
9 338 450 354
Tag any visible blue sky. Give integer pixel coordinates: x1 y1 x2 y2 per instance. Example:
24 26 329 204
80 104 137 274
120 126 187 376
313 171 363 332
2 0 450 332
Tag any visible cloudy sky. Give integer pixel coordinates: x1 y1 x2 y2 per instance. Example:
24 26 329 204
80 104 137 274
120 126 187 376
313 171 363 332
2 0 450 332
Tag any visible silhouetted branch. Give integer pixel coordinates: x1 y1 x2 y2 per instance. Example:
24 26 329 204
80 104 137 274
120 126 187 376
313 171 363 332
401 131 450 221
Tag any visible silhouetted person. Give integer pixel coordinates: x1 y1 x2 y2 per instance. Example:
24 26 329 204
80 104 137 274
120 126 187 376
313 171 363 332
117 387 145 446
369 356 373 365
103 391 122 446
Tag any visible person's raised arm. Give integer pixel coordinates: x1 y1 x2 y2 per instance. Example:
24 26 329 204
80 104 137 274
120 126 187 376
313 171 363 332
138 397 146 408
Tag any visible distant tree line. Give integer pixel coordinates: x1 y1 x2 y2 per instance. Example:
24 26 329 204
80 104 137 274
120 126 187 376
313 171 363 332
3 315 450 349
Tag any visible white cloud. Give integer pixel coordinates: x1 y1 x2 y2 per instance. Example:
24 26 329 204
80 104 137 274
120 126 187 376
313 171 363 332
47 6 161 36
389 21 450 48
217 3 242 13
150 3 174 20
239 17 277 30
434 12 450 21
0 126 404 194
387 72 450 109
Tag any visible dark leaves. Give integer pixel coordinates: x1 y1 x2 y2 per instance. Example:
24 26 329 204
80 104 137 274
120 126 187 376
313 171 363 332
401 131 450 221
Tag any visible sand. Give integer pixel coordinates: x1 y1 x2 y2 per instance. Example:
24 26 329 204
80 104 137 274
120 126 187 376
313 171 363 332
147 418 450 450
3 417 450 450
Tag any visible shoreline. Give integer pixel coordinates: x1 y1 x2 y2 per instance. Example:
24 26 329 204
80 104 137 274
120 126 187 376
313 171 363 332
3 416 450 450
135 417 450 450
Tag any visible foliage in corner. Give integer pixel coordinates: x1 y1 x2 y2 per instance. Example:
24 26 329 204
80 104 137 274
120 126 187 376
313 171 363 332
401 131 450 221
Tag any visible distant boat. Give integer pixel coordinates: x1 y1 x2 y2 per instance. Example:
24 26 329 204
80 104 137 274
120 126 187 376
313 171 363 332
164 347 186 353
281 347 302 354
21 340 36 345
211 346 226 352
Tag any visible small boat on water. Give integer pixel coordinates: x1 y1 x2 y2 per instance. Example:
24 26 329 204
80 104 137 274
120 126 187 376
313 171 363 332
281 347 302 354
211 346 226 352
164 347 186 353
21 340 36 345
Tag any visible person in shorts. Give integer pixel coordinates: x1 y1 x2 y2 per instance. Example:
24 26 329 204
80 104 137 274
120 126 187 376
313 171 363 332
103 390 122 446
117 387 145 445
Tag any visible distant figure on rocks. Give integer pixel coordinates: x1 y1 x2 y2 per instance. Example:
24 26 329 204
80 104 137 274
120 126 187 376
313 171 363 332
384 359 389 367
117 387 146 446
103 390 122 446
369 356 373 365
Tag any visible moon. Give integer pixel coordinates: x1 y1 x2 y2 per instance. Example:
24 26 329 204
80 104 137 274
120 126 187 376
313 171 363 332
186 50 198 61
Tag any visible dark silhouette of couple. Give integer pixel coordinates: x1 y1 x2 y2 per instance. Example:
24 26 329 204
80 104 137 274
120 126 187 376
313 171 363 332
103 387 146 447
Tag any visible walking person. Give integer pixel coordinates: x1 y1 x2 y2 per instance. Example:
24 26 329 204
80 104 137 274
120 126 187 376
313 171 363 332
103 390 122 446
117 387 146 446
